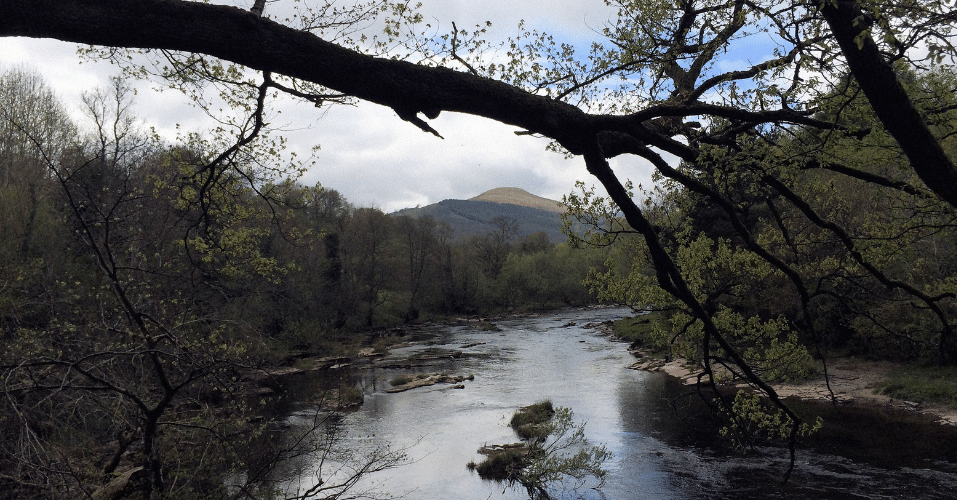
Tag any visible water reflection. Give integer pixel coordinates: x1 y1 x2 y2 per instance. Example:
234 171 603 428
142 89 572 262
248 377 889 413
271 307 957 499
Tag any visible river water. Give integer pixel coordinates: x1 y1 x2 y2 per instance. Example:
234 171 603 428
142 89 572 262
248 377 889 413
273 307 957 499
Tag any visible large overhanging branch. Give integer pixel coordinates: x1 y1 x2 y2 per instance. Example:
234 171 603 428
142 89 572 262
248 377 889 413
1 0 841 161
5 1 954 194
2 0 597 151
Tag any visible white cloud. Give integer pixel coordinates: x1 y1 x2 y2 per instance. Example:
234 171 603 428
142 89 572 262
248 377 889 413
291 103 584 212
0 38 107 118
0 1 647 213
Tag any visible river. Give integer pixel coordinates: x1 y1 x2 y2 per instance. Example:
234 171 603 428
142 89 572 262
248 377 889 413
271 307 957 499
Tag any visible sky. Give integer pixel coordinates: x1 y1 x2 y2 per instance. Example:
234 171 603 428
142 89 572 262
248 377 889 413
0 1 658 212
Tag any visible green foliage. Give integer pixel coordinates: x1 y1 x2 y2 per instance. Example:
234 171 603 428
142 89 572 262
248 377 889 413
612 311 673 357
476 321 501 332
585 233 814 383
510 400 556 440
472 404 610 497
720 391 823 450
0 68 412 500
470 447 528 480
517 407 611 495
497 242 608 310
569 64 957 401
561 181 633 248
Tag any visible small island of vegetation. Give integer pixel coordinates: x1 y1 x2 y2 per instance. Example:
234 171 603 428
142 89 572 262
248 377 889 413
468 400 610 498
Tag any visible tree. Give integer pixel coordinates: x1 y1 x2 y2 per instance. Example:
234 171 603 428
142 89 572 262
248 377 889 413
817 0 957 206
0 69 405 500
469 402 610 499
472 215 519 279
395 214 444 322
4 0 957 477
0 67 76 334
341 207 398 328
1 71 259 498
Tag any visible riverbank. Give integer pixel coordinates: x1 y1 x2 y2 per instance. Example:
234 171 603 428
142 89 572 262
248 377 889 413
627 350 957 426
604 311 957 426
260 308 957 426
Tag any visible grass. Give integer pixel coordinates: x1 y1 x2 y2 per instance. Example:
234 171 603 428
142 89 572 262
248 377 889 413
612 311 671 356
389 373 428 386
468 448 529 480
292 357 317 370
336 386 365 407
875 365 957 408
372 334 403 354
510 400 555 440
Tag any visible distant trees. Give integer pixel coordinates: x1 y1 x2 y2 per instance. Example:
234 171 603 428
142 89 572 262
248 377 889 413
472 215 519 279
0 63 613 499
0 69 423 500
0 67 75 335
397 214 445 322
499 239 608 310
341 207 397 327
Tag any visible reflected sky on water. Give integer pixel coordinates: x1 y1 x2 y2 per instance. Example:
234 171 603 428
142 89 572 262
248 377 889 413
275 307 957 500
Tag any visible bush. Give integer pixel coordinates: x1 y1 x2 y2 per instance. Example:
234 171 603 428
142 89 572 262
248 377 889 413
470 403 610 497
510 400 555 440
612 311 671 355
471 448 529 480
477 321 501 332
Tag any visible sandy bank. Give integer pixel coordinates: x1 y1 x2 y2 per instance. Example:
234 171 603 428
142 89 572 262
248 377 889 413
629 354 957 426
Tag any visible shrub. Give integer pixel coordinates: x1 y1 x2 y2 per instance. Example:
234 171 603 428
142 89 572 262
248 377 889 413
470 403 610 497
510 400 555 440
472 448 529 480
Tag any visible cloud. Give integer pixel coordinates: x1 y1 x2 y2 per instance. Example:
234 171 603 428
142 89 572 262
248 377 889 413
417 0 613 40
292 103 589 212
0 1 650 214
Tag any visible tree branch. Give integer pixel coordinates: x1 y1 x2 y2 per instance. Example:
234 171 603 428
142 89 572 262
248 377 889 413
819 0 957 208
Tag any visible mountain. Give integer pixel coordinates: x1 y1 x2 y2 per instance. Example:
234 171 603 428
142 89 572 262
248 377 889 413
469 187 564 213
392 187 568 242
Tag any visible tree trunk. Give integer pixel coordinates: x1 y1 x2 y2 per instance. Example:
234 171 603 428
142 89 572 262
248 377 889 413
818 0 957 208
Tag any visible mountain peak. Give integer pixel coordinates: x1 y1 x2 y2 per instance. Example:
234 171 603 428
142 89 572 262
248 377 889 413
469 187 563 213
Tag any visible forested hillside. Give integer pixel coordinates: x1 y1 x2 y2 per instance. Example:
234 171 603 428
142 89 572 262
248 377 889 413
391 195 568 241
